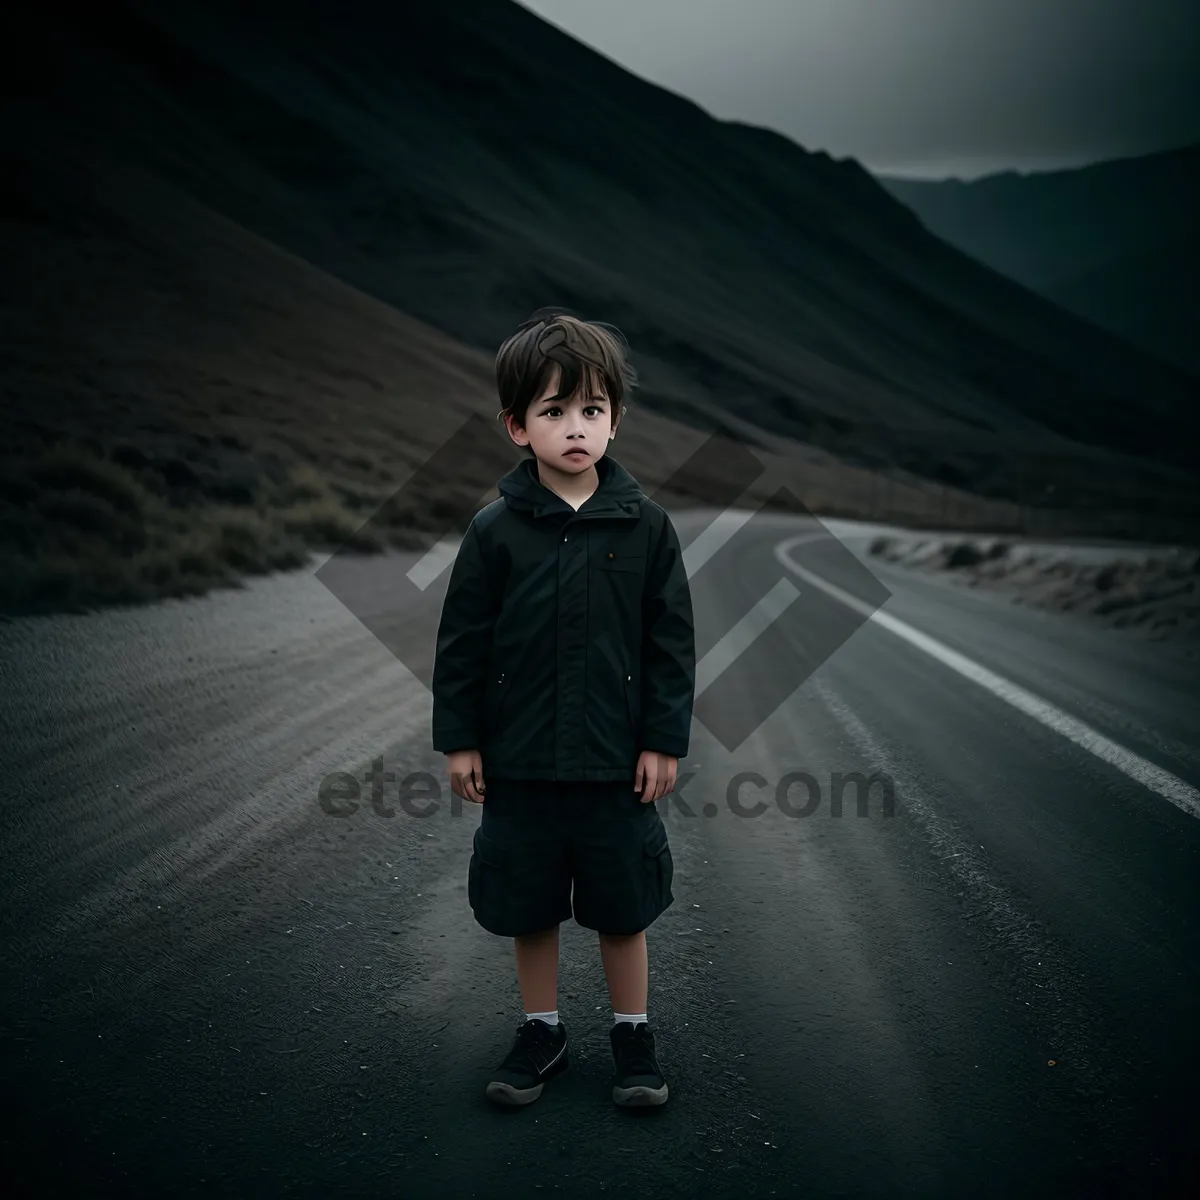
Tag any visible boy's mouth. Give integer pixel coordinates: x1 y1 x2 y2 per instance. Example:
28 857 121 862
563 448 590 459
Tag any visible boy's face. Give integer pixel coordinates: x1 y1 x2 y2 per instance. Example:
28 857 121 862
505 364 617 475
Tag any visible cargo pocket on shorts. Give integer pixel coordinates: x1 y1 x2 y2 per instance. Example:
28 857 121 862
468 826 505 913
643 818 674 918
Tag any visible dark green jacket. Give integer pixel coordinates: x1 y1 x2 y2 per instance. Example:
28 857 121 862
431 454 695 780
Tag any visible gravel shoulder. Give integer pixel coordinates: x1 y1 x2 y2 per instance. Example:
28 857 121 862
867 532 1200 652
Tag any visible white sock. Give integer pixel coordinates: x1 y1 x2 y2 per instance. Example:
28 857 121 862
525 1009 559 1026
613 1011 647 1027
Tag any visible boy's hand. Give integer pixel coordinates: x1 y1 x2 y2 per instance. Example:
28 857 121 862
446 749 486 804
634 750 677 802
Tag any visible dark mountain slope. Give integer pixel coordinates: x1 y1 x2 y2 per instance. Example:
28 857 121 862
4 0 1197 506
880 145 1200 375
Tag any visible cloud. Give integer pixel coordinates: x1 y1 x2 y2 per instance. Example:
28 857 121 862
517 0 1200 176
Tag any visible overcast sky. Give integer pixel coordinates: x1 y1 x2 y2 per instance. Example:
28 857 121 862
516 0 1200 179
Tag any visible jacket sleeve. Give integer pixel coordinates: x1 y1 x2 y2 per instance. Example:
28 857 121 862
431 519 497 753
640 509 696 758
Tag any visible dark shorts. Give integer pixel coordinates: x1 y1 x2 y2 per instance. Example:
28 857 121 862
466 777 675 938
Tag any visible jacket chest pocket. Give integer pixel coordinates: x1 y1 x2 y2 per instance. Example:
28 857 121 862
596 550 643 576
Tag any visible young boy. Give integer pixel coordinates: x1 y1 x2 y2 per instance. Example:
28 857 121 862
431 307 696 1109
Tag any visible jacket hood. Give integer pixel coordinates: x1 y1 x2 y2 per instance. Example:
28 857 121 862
498 453 646 518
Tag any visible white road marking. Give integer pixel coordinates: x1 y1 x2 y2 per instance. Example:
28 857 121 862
774 533 1200 821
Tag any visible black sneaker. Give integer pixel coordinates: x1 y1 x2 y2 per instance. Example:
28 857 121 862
609 1021 668 1106
485 1018 569 1106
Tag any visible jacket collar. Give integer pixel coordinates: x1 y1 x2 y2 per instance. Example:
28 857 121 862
498 453 645 519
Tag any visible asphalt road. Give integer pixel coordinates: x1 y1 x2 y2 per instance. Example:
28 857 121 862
1 509 1197 1198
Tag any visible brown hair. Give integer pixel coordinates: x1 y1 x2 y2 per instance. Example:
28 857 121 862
495 307 638 454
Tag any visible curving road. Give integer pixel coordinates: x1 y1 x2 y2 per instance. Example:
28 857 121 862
1 510 1197 1198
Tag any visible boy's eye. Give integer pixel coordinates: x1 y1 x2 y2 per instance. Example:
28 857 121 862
539 404 605 417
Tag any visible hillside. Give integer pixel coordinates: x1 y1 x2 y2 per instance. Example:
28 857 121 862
879 144 1200 375
2 0 1198 614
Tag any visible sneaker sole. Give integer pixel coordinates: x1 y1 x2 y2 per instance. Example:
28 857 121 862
486 1079 546 1106
612 1081 669 1107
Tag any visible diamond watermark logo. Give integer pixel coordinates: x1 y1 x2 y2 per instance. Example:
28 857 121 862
316 413 890 751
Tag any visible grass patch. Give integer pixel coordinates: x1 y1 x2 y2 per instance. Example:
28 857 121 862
0 439 385 616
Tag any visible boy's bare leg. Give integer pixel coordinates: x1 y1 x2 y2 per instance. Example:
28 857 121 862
598 930 648 1014
513 924 561 1013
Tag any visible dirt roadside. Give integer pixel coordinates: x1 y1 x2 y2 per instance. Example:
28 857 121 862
868 533 1200 651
